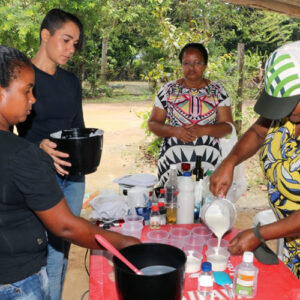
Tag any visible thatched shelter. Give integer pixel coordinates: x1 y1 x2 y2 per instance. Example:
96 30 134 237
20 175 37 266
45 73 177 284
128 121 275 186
221 0 300 18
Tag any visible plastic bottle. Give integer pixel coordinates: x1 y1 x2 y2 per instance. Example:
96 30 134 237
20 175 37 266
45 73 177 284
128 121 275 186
177 171 194 224
158 201 167 225
158 188 166 204
202 170 214 206
193 155 204 181
198 262 214 298
150 205 161 229
193 156 204 221
233 251 258 298
165 164 178 224
149 190 157 204
181 162 191 172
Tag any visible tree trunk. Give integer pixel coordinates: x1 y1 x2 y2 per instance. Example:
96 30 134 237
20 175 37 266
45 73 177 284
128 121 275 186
236 43 245 136
100 36 109 85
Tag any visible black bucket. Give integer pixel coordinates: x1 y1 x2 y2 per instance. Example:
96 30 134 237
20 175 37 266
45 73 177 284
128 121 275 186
113 243 186 300
49 128 103 175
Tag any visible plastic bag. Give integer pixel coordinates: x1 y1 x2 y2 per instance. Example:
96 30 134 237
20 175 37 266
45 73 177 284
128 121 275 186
89 190 129 220
219 122 247 202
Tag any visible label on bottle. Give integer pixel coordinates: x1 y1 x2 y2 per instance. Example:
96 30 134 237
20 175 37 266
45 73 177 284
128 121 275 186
198 274 214 287
235 270 255 296
150 215 161 229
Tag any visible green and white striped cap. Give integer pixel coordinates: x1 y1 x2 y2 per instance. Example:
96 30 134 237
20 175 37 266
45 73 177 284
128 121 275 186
254 41 300 120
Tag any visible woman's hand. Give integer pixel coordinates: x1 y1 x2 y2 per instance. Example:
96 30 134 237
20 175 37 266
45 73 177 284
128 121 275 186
228 229 261 255
210 159 235 197
39 138 71 176
174 125 197 143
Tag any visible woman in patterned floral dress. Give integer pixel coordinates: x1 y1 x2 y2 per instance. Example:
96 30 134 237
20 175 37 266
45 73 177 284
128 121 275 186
148 43 234 186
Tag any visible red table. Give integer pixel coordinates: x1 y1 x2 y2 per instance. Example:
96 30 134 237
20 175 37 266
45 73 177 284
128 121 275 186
89 224 300 300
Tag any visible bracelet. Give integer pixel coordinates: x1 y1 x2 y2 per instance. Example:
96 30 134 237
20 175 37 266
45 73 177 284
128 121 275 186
253 222 265 244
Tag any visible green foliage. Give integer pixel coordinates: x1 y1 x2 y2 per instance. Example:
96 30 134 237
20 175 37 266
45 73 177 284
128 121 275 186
0 0 298 156
208 49 264 122
138 110 162 158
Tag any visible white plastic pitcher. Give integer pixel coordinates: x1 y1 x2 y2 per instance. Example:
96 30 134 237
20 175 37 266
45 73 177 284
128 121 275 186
200 197 237 237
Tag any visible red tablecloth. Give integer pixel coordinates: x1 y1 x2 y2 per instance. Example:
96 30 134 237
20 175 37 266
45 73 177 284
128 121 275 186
89 224 300 300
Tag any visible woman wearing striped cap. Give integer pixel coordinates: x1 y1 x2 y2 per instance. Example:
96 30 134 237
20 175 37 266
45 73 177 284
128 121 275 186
210 41 300 279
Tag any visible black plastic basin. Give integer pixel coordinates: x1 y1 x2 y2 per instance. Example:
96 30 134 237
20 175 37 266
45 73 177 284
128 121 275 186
50 128 103 176
113 243 186 300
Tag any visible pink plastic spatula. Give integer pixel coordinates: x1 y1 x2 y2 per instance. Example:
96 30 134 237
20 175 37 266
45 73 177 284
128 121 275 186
95 234 144 275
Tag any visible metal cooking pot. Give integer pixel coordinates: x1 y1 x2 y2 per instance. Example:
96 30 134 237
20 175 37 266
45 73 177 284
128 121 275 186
50 128 103 176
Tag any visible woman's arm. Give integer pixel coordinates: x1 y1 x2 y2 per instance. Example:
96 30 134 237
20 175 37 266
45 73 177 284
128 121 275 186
36 198 140 250
210 116 272 197
229 210 300 255
148 106 197 143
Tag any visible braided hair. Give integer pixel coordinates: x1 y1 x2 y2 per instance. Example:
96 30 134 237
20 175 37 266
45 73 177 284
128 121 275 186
0 45 32 88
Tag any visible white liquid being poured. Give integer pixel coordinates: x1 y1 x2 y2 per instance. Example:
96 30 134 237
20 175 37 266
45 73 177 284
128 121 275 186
205 214 230 248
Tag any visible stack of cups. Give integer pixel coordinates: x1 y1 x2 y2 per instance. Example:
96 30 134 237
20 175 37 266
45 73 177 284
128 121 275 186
122 215 144 239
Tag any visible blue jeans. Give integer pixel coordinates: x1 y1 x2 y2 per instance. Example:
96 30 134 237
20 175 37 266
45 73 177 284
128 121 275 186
0 266 49 300
46 174 85 300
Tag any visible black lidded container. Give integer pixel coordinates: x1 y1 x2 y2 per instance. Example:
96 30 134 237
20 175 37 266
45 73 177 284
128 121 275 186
49 128 103 176
113 243 186 300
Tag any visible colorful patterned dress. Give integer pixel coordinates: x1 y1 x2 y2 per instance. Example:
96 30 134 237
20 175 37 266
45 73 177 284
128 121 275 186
260 118 300 278
154 81 231 186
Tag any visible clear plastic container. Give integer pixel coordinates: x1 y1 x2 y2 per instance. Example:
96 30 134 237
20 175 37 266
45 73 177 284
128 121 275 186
123 215 144 224
147 229 169 244
200 197 237 242
122 222 143 239
183 235 205 253
206 247 230 271
207 238 229 249
191 226 212 243
169 227 191 249
185 250 203 273
170 227 191 239
233 251 258 298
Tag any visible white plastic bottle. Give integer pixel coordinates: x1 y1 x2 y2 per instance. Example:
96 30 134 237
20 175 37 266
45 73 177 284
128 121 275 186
233 251 259 298
177 171 194 224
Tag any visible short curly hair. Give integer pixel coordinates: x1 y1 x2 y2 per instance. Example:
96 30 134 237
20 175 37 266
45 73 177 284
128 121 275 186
179 43 208 65
0 45 32 88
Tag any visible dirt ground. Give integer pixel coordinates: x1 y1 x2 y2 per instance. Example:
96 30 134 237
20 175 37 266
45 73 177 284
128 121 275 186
62 99 273 300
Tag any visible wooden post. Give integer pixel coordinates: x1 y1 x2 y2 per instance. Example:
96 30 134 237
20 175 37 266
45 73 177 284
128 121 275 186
100 36 109 85
236 43 245 135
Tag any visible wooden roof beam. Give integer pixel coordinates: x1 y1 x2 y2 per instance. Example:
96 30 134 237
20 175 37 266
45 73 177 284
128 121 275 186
220 0 300 18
